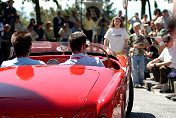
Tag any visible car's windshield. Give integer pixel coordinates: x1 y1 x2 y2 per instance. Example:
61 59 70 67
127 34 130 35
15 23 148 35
30 41 115 56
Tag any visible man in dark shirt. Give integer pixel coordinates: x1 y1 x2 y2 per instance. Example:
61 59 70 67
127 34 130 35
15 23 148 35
53 11 65 39
4 0 17 32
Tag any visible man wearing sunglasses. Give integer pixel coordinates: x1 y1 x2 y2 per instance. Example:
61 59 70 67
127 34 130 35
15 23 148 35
60 32 105 67
146 33 176 93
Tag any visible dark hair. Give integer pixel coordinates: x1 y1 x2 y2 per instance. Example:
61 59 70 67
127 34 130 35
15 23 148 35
30 18 35 24
163 34 171 41
11 31 32 57
146 36 152 45
68 32 87 52
28 23 34 28
153 9 161 16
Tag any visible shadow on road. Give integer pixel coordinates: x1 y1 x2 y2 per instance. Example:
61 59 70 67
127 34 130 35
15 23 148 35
129 112 156 118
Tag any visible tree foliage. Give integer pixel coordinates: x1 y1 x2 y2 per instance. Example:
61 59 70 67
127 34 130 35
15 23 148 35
103 0 117 20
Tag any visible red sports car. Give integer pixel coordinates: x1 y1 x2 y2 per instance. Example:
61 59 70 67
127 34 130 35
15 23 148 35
0 42 133 118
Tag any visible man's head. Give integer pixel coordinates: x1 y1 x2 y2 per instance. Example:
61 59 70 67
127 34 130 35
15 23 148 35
163 34 173 47
11 31 32 57
154 19 164 31
167 16 176 39
8 0 14 6
57 11 61 17
68 32 87 53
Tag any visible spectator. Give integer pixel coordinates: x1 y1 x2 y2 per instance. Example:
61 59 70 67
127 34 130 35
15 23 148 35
53 11 65 39
144 37 159 78
141 14 148 27
58 23 72 42
30 18 36 26
97 18 108 44
44 21 54 41
1 31 46 67
104 16 129 55
70 11 80 25
14 15 23 31
148 20 157 37
64 16 74 29
26 24 39 41
118 10 125 23
154 19 167 54
128 13 141 34
158 9 170 29
153 8 161 21
146 34 176 93
34 22 47 41
128 22 147 87
1 24 12 61
98 13 109 26
72 21 80 33
82 12 95 42
4 0 17 32
0 18 4 63
60 31 104 67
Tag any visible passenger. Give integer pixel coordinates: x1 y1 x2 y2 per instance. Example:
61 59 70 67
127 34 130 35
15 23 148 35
1 31 46 67
60 31 105 67
146 34 176 93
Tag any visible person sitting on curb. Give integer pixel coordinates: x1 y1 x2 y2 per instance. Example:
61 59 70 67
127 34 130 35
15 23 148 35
60 31 105 67
146 34 176 93
1 31 46 67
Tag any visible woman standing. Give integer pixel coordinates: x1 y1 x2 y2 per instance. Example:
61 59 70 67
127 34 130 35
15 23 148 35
104 16 129 55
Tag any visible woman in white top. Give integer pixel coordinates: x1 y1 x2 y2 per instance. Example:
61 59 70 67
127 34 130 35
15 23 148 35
104 16 129 55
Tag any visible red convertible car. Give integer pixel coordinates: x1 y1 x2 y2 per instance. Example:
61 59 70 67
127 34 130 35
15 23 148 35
0 42 133 118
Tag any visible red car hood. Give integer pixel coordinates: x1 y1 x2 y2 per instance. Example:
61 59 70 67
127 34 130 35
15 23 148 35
0 65 101 117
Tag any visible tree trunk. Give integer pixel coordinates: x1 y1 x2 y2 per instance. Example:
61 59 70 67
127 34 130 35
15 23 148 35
141 0 146 19
147 0 152 21
35 0 41 24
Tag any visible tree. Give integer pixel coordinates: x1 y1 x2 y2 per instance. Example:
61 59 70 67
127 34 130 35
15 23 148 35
0 0 8 22
22 0 61 24
103 0 117 20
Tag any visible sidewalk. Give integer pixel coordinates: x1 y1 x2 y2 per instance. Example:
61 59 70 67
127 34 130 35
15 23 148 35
143 73 176 100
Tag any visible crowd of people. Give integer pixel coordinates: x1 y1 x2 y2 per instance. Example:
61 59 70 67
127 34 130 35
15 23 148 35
0 0 175 95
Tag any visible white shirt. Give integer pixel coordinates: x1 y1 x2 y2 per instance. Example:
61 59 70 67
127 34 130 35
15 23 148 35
104 27 129 52
158 46 176 69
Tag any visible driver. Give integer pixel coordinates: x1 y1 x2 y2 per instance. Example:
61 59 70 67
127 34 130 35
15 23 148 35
60 32 105 67
1 31 46 67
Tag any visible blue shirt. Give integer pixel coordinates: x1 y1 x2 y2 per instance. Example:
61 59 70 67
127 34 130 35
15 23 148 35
60 53 105 67
1 57 46 68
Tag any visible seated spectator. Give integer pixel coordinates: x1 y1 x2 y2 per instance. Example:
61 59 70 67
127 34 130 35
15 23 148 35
153 8 161 21
1 31 46 67
72 21 80 33
148 20 157 37
141 14 148 27
154 19 167 54
158 9 170 29
26 23 39 41
58 23 72 42
144 37 159 78
146 34 176 93
44 21 54 41
14 15 23 31
60 31 105 67
34 22 47 41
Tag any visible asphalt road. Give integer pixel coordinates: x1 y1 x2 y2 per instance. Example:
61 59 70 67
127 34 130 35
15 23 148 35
129 87 176 118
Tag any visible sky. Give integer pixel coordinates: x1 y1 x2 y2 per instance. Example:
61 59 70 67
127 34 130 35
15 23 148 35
2 0 174 20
